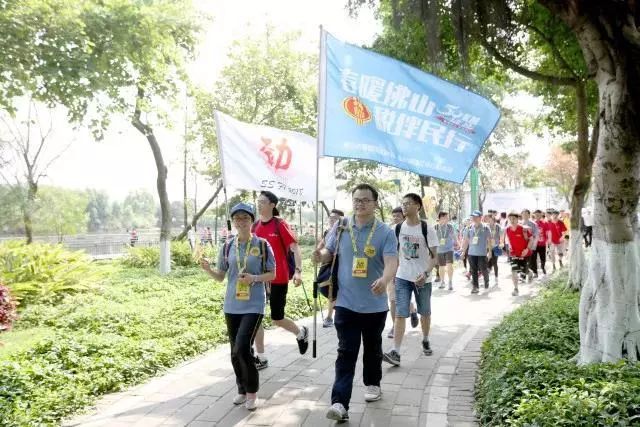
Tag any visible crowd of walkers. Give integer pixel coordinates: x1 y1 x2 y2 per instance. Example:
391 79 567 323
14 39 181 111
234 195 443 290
198 185 572 421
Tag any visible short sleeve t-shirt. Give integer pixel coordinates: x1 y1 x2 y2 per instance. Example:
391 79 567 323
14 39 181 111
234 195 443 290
216 236 276 315
535 220 550 246
549 220 567 244
397 221 438 282
325 218 398 313
435 223 455 253
505 225 531 258
466 224 491 256
487 223 501 247
252 217 297 285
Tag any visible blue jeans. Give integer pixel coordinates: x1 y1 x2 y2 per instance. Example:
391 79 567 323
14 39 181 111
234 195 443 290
395 277 432 317
331 307 387 411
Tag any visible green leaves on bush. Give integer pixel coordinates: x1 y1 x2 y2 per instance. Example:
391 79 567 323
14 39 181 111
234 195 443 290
476 274 640 426
0 262 314 426
121 240 216 268
0 241 100 306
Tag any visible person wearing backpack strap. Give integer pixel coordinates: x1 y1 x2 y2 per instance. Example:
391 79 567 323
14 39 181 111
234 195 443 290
200 203 275 411
383 193 439 368
313 184 398 422
387 207 419 339
251 191 308 370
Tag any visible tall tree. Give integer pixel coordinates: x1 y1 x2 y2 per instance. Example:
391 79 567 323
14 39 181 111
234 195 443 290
0 101 70 243
545 145 579 205
188 28 317 232
351 0 640 364
0 0 201 274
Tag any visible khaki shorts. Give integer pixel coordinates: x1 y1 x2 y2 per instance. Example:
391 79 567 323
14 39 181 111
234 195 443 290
387 279 396 303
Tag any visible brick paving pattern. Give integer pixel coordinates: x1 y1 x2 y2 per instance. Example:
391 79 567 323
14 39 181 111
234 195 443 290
65 261 544 427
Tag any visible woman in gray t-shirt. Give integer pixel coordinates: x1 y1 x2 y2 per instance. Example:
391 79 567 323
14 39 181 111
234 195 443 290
200 203 275 412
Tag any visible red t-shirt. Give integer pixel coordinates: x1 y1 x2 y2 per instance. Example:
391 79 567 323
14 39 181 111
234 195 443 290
535 220 550 246
506 225 531 258
253 217 297 285
548 220 567 244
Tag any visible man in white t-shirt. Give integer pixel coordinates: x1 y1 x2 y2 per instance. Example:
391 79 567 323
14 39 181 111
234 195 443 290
383 193 439 366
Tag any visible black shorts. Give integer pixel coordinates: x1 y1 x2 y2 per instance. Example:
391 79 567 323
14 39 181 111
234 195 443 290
510 257 527 274
437 251 454 266
268 283 288 321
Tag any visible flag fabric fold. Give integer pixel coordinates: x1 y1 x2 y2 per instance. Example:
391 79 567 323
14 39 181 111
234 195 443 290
318 29 500 184
215 111 335 202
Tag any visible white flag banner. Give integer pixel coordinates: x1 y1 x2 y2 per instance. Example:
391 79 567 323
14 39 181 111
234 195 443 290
215 111 336 202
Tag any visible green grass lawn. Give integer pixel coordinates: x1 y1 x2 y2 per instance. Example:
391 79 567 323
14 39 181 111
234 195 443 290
0 257 317 426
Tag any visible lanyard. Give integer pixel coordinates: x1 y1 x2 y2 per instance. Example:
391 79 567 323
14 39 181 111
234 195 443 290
349 218 377 256
235 238 252 273
437 223 450 240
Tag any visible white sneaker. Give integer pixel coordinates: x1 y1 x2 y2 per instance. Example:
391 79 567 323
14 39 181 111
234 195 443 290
232 394 247 405
245 398 257 411
364 385 382 402
326 402 349 421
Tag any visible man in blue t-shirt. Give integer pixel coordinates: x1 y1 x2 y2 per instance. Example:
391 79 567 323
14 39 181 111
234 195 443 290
313 184 398 423
461 210 492 294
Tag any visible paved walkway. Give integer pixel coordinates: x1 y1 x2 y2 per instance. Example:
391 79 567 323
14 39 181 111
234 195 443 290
65 261 545 427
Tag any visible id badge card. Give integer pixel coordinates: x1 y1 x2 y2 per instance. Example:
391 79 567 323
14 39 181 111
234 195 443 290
440 238 445 245
352 257 368 278
235 282 250 301
472 236 479 245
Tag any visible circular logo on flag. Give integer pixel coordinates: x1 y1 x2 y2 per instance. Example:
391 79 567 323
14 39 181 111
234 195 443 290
342 97 372 125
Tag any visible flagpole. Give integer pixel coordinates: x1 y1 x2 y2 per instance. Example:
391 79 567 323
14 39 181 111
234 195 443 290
312 25 326 359
214 111 232 235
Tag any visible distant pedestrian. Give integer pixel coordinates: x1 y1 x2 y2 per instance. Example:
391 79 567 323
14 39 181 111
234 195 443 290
130 228 138 247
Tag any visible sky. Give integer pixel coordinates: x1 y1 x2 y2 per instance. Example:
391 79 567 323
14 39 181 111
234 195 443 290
36 0 381 203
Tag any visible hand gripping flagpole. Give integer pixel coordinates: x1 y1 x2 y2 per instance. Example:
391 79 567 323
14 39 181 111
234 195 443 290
312 25 327 358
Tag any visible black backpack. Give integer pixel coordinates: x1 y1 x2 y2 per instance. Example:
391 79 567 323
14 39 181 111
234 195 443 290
395 220 435 259
252 217 296 281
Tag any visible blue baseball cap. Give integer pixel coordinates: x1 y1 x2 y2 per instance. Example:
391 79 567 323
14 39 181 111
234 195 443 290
471 210 483 217
230 203 255 222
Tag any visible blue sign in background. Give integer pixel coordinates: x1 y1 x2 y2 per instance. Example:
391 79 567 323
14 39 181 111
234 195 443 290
319 30 501 184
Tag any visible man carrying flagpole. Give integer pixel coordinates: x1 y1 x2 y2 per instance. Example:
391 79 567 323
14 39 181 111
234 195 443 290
313 183 398 422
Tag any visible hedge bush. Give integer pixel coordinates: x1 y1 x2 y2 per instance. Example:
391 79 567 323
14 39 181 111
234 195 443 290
0 241 99 306
476 273 640 426
121 240 216 268
0 263 314 426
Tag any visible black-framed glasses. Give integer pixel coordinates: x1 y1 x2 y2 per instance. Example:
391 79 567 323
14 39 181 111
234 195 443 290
353 198 374 205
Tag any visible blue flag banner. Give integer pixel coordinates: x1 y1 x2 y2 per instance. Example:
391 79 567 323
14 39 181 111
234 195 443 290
318 30 501 184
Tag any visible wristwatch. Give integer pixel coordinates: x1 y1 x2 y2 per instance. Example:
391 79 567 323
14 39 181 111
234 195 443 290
295 267 302 273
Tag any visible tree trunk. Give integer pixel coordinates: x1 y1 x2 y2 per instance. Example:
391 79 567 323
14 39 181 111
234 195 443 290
567 81 596 290
175 181 223 241
546 4 640 364
132 89 171 275
23 181 37 244
183 142 188 230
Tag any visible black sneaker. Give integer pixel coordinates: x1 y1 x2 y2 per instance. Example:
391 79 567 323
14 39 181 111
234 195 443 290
422 339 433 355
254 356 268 370
383 349 401 366
297 326 309 355
410 311 419 328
